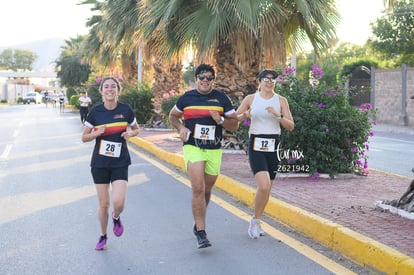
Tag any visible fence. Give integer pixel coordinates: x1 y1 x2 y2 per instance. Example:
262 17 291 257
372 64 414 126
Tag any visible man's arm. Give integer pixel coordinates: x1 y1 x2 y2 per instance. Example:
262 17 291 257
210 111 239 132
169 107 191 141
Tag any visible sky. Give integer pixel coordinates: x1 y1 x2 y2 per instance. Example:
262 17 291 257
335 0 385 45
0 0 385 47
0 0 93 46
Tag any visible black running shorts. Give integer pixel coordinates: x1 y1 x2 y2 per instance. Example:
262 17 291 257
91 166 128 184
248 134 280 180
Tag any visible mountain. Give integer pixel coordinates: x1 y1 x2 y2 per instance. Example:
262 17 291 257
0 37 65 72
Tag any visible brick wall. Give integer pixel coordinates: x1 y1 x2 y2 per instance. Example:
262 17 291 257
373 66 414 126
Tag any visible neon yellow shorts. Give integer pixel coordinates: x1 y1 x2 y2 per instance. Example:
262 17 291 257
183 145 223 175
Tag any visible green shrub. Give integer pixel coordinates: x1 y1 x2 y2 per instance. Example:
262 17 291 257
234 66 375 179
160 93 181 127
277 66 375 178
86 78 102 107
119 83 154 125
66 88 78 104
70 94 80 108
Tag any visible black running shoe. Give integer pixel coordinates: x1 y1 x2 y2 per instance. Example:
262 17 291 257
192 223 197 236
195 230 211 249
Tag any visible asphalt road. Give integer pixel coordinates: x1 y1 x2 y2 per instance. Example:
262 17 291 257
0 104 370 275
367 131 414 178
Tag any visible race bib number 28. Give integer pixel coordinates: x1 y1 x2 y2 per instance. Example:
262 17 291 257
99 140 122 158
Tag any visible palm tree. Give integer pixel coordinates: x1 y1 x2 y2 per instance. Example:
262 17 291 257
80 0 140 81
78 0 339 99
383 0 394 9
81 0 184 98
55 36 91 88
138 0 340 98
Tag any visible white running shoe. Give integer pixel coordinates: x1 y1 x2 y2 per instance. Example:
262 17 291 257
248 218 261 239
259 224 265 236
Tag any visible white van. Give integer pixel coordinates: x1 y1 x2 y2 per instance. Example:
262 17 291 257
23 92 42 104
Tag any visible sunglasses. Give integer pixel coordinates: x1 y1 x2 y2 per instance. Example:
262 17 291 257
197 75 215 81
262 77 277 83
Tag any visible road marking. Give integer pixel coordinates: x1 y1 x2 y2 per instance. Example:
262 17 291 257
12 129 19 138
0 144 13 159
129 147 357 275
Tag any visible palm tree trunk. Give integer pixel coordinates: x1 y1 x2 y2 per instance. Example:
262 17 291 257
151 60 183 97
213 39 260 101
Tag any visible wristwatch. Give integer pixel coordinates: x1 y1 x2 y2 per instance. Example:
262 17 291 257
217 116 225 125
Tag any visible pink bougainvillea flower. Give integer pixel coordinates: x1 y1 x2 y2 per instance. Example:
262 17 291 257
311 172 320 181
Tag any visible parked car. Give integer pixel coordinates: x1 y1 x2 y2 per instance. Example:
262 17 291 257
23 92 42 104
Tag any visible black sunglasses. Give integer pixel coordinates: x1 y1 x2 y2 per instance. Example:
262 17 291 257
197 74 215 81
262 77 277 83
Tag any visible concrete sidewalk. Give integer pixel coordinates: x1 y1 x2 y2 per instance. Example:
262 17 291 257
130 125 414 275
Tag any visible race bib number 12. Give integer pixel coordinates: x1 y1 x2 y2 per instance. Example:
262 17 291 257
253 137 276 152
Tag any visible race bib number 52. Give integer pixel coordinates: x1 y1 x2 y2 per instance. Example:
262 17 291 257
193 124 216 140
99 140 122 158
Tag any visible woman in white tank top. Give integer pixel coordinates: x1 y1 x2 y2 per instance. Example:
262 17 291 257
236 69 295 239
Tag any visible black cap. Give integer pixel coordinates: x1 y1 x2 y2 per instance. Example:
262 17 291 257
258 69 278 80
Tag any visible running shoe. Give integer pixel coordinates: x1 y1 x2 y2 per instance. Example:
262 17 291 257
259 225 265 236
95 234 107 250
195 230 211 249
112 211 124 237
192 223 197 236
248 218 261 239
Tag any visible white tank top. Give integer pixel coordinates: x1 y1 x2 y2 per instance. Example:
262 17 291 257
249 92 281 135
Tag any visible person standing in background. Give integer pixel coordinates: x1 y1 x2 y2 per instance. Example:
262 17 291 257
58 92 65 113
236 69 295 239
79 91 92 125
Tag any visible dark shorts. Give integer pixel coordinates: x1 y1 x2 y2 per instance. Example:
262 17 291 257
248 134 280 180
91 166 129 184
80 107 89 115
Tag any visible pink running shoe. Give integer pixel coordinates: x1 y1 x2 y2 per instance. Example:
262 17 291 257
112 211 124 237
95 234 107 250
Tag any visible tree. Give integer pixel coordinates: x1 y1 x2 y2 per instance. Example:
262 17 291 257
77 0 339 100
81 0 139 80
295 42 376 86
55 36 91 88
0 48 37 71
368 0 414 66
81 0 184 99
138 0 340 99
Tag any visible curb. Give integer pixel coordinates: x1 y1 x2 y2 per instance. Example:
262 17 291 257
130 136 414 274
